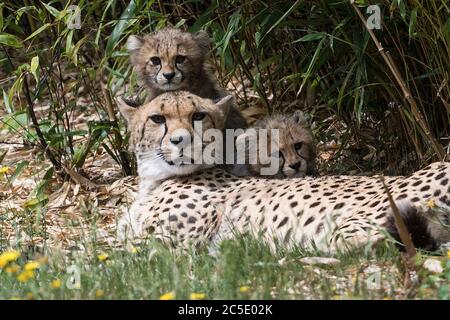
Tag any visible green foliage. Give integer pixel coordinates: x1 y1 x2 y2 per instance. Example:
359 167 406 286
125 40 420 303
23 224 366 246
0 0 449 180
0 237 448 299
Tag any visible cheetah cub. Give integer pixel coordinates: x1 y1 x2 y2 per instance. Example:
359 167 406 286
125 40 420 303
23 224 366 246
116 91 233 192
127 27 247 130
229 111 317 178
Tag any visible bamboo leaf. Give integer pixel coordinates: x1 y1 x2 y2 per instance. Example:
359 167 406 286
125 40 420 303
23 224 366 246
105 0 137 57
41 1 60 18
0 33 22 48
30 56 39 82
24 23 51 41
293 32 327 43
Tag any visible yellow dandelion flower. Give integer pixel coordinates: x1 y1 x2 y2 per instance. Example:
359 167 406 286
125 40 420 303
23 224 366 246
24 261 40 271
159 291 175 300
427 199 436 209
17 270 35 283
26 292 34 300
0 250 20 268
447 250 450 259
5 264 20 275
97 253 109 262
95 289 104 298
0 166 9 174
190 293 206 300
239 286 250 293
130 246 139 254
51 279 62 289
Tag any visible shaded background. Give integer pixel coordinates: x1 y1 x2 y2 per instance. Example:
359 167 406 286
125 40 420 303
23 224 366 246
1 0 449 181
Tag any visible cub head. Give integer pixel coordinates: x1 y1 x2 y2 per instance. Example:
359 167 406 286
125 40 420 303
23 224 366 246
127 28 210 92
116 91 233 185
234 111 316 178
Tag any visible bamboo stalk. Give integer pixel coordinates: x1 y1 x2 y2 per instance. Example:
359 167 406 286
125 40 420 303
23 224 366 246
379 176 416 260
350 0 445 161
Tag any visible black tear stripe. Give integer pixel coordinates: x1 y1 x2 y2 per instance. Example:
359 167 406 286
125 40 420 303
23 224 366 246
174 63 184 81
140 117 152 142
160 123 168 149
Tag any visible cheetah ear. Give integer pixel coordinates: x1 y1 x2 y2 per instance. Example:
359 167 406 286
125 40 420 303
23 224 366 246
127 35 144 65
293 110 309 127
193 30 211 55
214 95 234 118
115 96 137 123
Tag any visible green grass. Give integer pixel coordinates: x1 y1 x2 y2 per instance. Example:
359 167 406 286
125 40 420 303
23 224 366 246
1 238 449 300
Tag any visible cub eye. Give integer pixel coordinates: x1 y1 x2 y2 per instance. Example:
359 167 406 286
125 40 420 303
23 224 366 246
149 56 161 65
175 55 186 64
294 142 303 150
149 114 166 124
192 112 207 121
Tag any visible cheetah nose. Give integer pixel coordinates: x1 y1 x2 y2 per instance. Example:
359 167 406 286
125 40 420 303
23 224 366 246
163 72 176 81
289 162 301 171
170 135 183 145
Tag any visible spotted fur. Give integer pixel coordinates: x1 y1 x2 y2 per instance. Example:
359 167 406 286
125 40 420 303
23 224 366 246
116 87 449 254
119 160 450 253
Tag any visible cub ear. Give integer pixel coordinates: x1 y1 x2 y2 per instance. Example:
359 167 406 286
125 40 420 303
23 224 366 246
292 110 310 127
193 30 211 55
115 96 137 123
127 35 144 65
214 95 234 118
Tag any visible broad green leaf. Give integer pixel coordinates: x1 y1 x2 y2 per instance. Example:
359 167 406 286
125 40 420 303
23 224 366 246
105 0 137 57
30 56 39 82
0 33 22 48
41 2 60 18
24 23 51 41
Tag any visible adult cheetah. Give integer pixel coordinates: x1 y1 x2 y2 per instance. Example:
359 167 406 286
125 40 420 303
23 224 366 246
116 91 449 254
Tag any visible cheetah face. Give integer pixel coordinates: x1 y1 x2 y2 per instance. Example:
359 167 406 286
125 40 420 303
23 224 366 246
116 91 232 185
127 28 210 92
234 111 316 178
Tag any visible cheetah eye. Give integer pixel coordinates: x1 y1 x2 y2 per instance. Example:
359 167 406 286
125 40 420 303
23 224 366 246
192 112 207 121
149 114 166 124
175 55 186 64
294 142 303 150
149 56 161 65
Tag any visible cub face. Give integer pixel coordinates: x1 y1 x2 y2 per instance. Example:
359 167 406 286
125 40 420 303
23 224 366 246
233 111 316 178
116 91 232 188
127 28 210 93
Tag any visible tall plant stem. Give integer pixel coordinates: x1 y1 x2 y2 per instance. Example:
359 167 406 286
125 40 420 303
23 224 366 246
350 0 445 161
